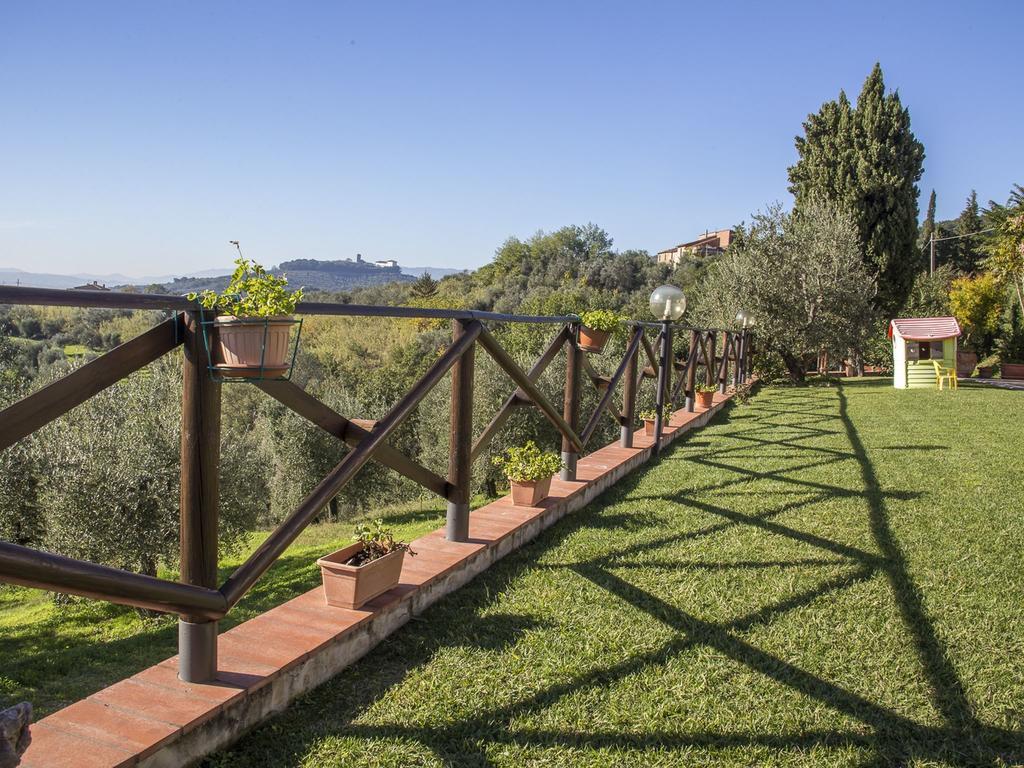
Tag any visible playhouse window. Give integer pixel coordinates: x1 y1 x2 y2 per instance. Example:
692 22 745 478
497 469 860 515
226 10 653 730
918 341 944 360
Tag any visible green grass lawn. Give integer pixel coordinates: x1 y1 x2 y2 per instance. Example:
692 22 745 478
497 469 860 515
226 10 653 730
205 379 1024 767
61 343 92 357
0 500 450 717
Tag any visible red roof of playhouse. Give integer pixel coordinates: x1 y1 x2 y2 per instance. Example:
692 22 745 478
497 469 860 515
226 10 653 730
888 317 962 340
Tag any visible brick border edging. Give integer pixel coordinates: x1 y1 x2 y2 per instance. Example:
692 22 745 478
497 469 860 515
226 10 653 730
23 393 738 768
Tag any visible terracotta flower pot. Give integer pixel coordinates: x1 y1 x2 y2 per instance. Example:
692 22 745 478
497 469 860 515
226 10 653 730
696 390 714 409
643 419 656 436
317 542 405 610
211 315 294 378
1002 362 1024 380
578 326 610 354
510 475 553 507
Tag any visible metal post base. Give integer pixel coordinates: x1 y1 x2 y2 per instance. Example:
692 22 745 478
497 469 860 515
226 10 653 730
446 501 469 542
685 395 694 412
178 619 217 683
560 451 578 482
619 426 633 449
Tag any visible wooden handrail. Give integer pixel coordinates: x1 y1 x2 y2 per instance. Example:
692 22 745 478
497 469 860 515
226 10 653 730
0 282 756 655
476 326 585 453
256 380 453 500
219 320 483 607
471 326 568 462
579 329 643 446
0 540 226 618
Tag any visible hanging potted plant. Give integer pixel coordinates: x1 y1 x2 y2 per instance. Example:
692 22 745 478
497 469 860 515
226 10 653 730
493 441 564 507
317 520 415 609
695 383 717 409
189 255 304 379
577 309 621 354
638 409 658 436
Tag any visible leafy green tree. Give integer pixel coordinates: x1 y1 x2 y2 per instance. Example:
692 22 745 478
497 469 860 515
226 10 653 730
695 201 876 381
983 184 1024 314
409 273 439 298
949 273 1004 355
788 63 925 316
901 265 954 318
951 190 984 273
999 297 1024 364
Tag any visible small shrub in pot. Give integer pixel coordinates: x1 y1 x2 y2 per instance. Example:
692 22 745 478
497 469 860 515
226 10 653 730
695 383 717 409
638 408 658 436
493 441 564 507
189 256 304 378
317 520 415 609
577 309 621 354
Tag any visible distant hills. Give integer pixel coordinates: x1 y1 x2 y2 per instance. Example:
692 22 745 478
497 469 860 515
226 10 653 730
0 261 467 294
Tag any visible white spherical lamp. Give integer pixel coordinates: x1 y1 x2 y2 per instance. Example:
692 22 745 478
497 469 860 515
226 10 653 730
649 285 686 321
735 310 754 329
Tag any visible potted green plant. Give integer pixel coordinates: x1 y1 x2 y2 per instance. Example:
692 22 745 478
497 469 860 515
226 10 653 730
316 520 415 609
493 440 564 507
189 256 304 378
638 409 658 437
695 383 717 409
577 309 621 354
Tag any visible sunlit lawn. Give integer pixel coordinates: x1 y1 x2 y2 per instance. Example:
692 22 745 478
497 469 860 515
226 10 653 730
206 379 1024 767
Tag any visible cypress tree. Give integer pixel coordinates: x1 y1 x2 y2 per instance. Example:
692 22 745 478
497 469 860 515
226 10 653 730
920 189 937 265
788 63 925 316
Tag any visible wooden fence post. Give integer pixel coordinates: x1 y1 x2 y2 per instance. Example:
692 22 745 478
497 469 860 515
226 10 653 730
179 310 221 683
620 327 639 448
685 329 698 412
446 319 475 542
561 323 581 481
718 331 730 394
706 330 717 389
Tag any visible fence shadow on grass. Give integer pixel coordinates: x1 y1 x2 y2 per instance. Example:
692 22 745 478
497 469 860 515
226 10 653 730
206 384 1024 767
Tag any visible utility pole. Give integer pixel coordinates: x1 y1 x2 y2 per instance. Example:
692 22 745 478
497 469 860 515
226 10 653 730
929 233 935 275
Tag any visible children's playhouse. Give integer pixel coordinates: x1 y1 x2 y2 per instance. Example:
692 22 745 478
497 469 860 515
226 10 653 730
888 317 962 389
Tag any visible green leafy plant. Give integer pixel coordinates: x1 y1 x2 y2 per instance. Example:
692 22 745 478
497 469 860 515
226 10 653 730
638 409 658 422
346 519 415 566
579 309 622 332
189 256 304 317
492 441 563 483
696 383 718 394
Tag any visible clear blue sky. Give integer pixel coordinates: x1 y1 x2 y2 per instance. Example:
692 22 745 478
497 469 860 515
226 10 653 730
1 1 1021 277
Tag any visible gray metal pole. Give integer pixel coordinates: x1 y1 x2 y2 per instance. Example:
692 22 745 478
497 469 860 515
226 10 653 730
653 321 671 456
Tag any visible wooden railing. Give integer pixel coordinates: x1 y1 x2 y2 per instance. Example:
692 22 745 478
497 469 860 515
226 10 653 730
0 285 754 682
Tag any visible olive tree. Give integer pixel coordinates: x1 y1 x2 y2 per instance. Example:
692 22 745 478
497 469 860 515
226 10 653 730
38 356 258 577
695 201 876 381
0 338 43 547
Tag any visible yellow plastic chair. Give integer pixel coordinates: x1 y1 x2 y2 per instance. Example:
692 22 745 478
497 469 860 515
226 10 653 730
932 360 958 390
